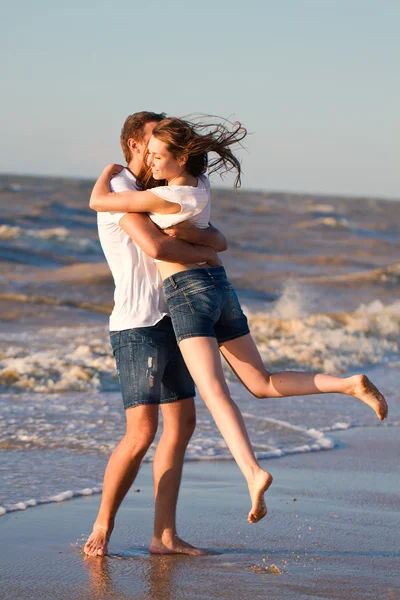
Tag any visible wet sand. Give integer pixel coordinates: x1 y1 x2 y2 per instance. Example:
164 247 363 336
1 426 399 600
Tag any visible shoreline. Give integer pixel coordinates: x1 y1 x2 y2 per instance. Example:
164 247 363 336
1 425 399 600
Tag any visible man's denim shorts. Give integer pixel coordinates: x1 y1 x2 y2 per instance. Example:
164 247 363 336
110 316 195 410
162 266 250 344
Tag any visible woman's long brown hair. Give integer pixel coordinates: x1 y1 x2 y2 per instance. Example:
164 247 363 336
137 116 247 190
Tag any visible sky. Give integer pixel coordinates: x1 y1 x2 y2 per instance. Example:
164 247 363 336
2 0 399 198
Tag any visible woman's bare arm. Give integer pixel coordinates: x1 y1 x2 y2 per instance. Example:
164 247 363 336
89 164 180 214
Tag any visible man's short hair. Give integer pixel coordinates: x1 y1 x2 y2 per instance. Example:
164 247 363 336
120 111 166 163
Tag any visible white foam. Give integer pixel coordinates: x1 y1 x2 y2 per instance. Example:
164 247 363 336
0 224 99 253
248 297 400 375
272 280 317 319
0 327 115 393
1 298 399 394
0 432 338 518
295 216 350 230
241 414 336 455
321 422 353 432
1 486 103 516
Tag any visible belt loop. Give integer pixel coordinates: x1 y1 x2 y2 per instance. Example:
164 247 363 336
171 275 178 289
206 267 214 280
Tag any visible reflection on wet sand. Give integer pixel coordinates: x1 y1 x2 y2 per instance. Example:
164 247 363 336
83 551 182 600
84 556 116 599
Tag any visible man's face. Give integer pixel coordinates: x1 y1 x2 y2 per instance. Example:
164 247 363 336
136 121 158 163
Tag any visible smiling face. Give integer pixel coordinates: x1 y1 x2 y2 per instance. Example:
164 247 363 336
146 135 186 181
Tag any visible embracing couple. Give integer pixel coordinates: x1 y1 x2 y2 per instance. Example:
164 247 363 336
84 111 388 557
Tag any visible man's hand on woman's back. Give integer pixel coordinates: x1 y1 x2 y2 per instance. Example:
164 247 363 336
163 222 227 253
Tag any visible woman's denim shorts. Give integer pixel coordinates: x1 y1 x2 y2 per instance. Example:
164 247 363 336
110 316 195 410
162 266 250 344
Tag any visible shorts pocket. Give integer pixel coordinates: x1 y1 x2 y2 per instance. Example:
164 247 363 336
167 293 194 316
223 284 245 319
109 331 120 349
183 286 220 318
113 336 134 366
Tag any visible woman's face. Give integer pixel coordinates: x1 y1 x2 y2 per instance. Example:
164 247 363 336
146 135 184 181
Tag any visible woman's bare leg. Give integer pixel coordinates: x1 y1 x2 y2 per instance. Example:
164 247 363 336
219 334 388 421
178 336 272 523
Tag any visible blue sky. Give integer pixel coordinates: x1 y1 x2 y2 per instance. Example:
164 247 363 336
2 0 399 197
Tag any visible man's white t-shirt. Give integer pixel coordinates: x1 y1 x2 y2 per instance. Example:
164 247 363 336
97 168 168 331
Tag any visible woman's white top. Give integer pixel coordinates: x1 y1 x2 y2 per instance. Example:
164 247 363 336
149 175 211 230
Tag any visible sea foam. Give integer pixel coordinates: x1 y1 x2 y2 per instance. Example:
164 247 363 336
1 298 399 394
0 486 103 516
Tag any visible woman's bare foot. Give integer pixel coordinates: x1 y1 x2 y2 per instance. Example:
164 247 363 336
83 521 114 557
150 535 208 556
348 374 388 421
247 469 273 524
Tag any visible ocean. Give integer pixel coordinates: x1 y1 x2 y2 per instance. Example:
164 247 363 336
0 174 399 514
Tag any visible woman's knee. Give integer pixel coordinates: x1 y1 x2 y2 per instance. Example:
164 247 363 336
251 387 269 400
200 388 233 409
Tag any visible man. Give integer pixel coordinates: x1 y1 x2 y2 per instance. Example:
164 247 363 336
84 111 226 557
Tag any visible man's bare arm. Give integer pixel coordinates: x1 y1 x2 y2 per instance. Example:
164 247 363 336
163 222 228 252
119 213 221 265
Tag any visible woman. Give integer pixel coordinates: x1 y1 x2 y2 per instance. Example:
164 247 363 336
90 117 388 523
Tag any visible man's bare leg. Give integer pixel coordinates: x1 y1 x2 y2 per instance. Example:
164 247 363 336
220 334 388 421
150 398 207 555
84 405 159 557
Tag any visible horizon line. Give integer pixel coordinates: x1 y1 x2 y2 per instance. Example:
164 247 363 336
0 171 398 203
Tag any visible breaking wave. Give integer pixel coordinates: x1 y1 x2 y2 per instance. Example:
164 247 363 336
0 224 100 254
1 297 399 394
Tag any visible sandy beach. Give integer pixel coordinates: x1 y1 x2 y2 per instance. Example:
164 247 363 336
1 425 399 600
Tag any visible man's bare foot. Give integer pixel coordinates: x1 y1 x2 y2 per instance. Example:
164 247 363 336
83 522 114 557
150 535 208 556
349 374 388 421
247 469 273 524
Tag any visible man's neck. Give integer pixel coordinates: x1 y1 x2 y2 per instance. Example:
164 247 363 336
128 158 141 178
